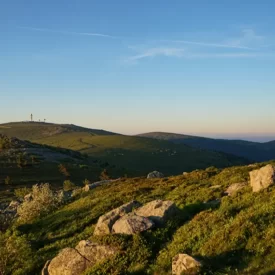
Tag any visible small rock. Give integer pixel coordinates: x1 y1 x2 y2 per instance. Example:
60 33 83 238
249 164 275 192
135 200 177 225
172 254 202 275
94 200 141 236
182 172 189 176
147 171 164 179
112 214 154 235
225 182 248 196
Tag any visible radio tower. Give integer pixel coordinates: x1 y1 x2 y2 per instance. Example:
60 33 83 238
31 114 33 122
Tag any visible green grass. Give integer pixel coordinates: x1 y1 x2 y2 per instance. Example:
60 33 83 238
2 161 275 274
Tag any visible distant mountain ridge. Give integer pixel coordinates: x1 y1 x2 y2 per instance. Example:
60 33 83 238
0 122 249 176
138 132 275 162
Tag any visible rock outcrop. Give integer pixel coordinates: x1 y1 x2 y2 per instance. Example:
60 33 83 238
135 200 177 224
45 241 118 275
172 254 202 275
249 164 275 192
225 182 248 196
147 171 164 179
112 214 154 235
93 201 141 236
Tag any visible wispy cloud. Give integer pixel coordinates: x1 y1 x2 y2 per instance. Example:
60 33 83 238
161 39 254 50
226 28 264 48
127 47 185 62
18 26 116 38
125 28 272 64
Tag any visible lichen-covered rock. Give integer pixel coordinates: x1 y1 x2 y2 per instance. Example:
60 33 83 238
75 240 118 265
172 254 202 275
112 214 154 235
94 200 141 236
47 248 88 275
135 200 177 224
46 241 118 275
225 182 248 196
147 171 164 179
249 164 275 192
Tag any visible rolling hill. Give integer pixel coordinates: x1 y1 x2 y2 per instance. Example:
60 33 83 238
0 122 249 176
138 132 275 162
0 134 126 202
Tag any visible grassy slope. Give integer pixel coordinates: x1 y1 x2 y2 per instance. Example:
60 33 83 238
0 123 249 176
0 135 126 203
7 161 275 275
138 132 275 162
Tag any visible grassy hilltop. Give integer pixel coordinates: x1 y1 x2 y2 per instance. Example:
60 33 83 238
0 122 249 176
1 161 275 274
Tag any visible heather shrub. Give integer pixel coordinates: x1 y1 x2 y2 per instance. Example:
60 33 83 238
17 183 61 223
0 232 32 275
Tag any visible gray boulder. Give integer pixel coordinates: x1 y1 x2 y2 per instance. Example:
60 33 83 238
225 182 248 196
112 214 154 235
147 171 164 179
94 200 141 236
172 254 202 275
46 241 118 275
75 240 118 265
47 248 88 275
135 200 177 224
249 164 275 192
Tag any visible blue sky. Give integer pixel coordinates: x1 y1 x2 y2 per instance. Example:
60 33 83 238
1 0 275 141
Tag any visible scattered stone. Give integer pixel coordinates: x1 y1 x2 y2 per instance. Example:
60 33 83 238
112 214 154 235
172 254 202 275
135 200 177 224
94 200 141 236
225 182 248 196
249 164 275 192
182 172 189 176
147 171 164 179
